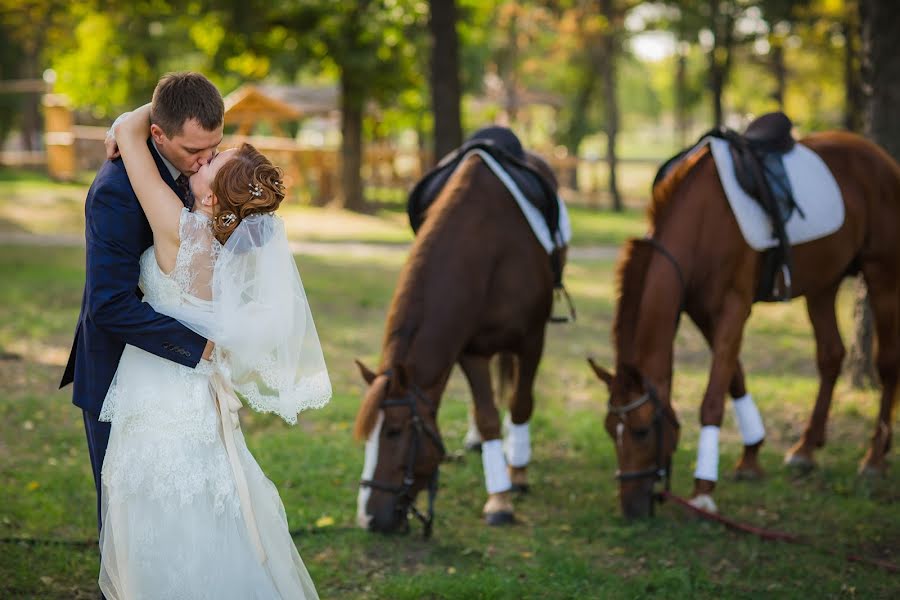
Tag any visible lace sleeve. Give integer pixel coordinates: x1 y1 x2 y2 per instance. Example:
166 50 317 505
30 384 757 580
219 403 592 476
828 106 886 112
174 209 219 301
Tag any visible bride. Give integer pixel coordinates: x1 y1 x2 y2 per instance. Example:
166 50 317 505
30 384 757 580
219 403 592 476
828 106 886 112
98 104 331 599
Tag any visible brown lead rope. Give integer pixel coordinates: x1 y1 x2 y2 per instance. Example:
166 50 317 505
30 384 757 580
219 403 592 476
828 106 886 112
659 490 899 573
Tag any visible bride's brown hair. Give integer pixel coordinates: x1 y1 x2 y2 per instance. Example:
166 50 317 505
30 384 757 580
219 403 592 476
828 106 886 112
211 143 285 243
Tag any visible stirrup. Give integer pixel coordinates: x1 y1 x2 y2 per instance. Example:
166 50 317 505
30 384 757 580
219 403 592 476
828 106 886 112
550 285 576 323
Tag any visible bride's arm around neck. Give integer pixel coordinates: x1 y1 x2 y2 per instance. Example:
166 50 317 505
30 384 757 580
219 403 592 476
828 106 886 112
117 104 184 269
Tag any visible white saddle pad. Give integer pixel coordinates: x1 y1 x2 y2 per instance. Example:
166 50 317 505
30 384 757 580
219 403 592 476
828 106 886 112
459 149 572 253
708 137 844 251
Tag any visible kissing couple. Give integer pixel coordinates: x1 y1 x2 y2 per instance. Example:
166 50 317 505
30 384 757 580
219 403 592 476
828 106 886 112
60 72 331 599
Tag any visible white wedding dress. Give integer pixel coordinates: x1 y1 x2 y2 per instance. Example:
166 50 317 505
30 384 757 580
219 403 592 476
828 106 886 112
98 209 330 599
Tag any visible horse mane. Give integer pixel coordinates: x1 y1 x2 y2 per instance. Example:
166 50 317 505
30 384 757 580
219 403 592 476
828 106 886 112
648 146 710 228
613 239 655 368
353 373 389 441
353 157 504 440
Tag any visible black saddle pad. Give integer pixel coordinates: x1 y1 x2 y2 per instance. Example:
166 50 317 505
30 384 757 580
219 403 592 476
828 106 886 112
407 127 560 240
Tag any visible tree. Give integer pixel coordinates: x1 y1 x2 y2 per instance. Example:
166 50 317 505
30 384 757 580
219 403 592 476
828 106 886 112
599 0 623 211
849 0 900 388
261 1 428 211
429 0 463 164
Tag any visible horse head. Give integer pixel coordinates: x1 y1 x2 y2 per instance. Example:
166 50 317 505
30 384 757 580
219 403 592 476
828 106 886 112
588 358 681 519
353 359 446 536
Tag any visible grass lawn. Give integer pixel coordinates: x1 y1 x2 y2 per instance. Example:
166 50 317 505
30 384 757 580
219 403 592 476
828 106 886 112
0 167 649 247
1 243 897 599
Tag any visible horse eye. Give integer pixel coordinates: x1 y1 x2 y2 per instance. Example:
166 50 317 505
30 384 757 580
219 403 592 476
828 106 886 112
631 428 651 440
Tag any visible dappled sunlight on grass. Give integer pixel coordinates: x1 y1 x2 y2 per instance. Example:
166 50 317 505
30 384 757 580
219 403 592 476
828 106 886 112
1 244 897 598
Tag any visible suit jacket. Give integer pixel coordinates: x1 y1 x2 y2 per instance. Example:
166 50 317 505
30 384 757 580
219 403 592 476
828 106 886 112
59 140 207 416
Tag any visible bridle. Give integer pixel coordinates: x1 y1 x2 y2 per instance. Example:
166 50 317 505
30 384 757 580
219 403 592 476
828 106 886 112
607 236 685 513
608 379 681 513
358 371 446 538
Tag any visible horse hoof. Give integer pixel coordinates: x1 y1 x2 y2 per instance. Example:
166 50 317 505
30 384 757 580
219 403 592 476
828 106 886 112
687 494 718 514
484 511 515 526
463 441 482 453
858 462 887 478
510 483 530 494
733 466 764 481
784 451 816 471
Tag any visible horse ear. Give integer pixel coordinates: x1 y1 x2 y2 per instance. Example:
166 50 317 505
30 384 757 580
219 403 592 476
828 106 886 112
353 373 389 442
587 357 614 387
354 359 377 385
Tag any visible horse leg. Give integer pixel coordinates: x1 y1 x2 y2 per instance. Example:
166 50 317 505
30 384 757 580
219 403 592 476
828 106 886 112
463 407 483 452
784 282 845 470
688 311 765 480
505 335 543 494
858 267 899 475
458 353 514 525
691 294 752 512
728 362 766 480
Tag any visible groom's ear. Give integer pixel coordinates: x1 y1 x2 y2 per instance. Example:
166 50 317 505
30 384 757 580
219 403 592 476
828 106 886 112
149 123 167 143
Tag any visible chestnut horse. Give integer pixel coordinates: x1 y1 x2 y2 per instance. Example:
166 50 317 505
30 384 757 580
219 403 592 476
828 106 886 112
353 152 563 534
589 131 900 518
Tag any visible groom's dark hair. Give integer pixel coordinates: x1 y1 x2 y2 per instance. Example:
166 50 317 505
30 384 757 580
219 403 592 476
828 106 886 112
150 72 224 137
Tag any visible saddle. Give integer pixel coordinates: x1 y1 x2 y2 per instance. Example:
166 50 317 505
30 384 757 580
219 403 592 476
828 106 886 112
407 127 565 286
655 112 799 302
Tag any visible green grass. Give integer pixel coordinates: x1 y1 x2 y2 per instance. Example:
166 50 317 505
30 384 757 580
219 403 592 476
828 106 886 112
1 244 897 598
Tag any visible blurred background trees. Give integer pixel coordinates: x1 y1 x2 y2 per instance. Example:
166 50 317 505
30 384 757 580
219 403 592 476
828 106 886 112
0 0 879 210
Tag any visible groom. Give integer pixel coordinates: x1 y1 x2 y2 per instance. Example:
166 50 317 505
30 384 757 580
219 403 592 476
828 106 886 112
60 72 224 536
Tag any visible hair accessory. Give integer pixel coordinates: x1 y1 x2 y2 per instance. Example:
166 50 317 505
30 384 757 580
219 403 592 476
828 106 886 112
220 212 238 228
249 182 263 198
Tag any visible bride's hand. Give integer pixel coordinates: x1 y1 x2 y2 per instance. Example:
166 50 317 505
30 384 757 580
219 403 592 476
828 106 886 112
105 104 151 160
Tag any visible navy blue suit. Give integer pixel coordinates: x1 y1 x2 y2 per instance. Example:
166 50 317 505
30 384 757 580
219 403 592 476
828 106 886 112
60 140 207 531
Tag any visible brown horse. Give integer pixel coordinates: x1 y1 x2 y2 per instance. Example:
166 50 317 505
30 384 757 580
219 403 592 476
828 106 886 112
589 131 900 518
353 151 564 533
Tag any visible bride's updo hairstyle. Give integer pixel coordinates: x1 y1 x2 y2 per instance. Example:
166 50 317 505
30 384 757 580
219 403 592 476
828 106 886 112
211 143 285 243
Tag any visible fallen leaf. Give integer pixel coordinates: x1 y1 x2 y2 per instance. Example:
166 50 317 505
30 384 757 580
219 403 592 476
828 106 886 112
447 567 457 575
315 515 334 528
26 481 40 491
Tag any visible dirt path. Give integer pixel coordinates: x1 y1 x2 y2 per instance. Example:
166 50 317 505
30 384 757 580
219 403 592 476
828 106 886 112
0 232 620 260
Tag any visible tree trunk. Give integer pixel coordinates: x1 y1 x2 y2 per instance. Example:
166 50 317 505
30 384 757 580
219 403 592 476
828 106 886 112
843 3 864 132
708 0 733 127
600 0 622 211
675 45 688 147
845 1 873 387
851 0 900 386
429 0 463 165
338 69 366 212
771 41 786 109
563 68 596 192
848 275 877 388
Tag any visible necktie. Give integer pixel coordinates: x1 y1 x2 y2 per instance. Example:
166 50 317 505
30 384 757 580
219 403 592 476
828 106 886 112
175 174 194 210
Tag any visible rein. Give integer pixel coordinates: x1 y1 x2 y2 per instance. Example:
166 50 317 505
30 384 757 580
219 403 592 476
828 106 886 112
660 490 899 573
359 371 446 538
607 379 681 514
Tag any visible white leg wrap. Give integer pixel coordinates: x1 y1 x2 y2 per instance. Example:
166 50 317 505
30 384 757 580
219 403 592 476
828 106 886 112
503 414 531 468
357 412 383 528
732 393 765 446
482 439 511 494
694 425 720 482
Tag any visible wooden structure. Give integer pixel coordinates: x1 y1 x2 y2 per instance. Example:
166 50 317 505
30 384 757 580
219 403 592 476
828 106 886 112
223 85 303 136
43 94 76 181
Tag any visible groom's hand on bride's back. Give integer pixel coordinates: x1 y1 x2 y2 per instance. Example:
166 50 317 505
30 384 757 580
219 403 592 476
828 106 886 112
202 340 215 361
